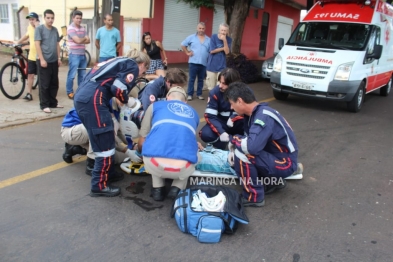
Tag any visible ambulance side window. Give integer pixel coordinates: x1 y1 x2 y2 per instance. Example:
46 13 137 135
365 27 381 64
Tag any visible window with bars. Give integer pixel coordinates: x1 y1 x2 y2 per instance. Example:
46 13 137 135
0 4 9 24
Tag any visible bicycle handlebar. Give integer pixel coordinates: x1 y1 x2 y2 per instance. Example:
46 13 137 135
0 41 28 48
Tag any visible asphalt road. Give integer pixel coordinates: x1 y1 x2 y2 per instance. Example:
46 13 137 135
0 78 392 262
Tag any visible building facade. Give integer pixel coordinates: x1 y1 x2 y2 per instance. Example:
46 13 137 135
142 0 306 62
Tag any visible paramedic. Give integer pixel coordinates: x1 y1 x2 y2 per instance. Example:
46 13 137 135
200 68 244 150
132 68 188 128
138 87 200 201
74 49 150 197
225 82 303 207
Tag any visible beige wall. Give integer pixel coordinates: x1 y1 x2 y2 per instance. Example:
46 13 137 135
19 0 151 29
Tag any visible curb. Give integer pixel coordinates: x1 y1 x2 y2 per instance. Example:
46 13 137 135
0 114 66 129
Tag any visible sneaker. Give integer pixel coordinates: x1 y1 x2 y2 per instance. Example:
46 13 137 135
197 96 204 100
23 93 33 101
285 163 304 180
242 197 265 207
187 95 193 101
68 93 74 99
265 179 287 195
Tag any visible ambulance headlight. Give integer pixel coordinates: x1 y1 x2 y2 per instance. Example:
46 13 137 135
334 62 354 81
273 54 282 72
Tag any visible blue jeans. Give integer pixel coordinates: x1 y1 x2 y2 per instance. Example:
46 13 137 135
99 56 115 63
66 53 87 94
187 63 206 97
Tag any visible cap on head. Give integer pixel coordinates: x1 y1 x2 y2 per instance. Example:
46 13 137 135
26 12 39 20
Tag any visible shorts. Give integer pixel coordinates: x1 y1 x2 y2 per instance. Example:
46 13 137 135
146 59 164 74
27 60 37 75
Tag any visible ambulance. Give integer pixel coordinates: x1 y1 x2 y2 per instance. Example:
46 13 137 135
270 0 393 112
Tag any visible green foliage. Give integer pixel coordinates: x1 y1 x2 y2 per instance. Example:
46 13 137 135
177 0 215 10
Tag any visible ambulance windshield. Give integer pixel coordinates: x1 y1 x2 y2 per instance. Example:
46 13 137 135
287 22 371 51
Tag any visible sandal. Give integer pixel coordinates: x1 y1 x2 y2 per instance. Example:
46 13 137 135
43 108 52 113
56 105 64 108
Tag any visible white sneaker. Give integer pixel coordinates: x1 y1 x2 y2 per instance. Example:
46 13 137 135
197 96 204 100
187 95 193 101
285 163 303 180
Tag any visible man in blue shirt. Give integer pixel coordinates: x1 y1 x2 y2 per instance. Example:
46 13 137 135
95 14 121 62
206 23 232 90
181 22 210 101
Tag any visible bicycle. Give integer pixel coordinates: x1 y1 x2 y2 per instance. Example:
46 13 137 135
0 41 39 100
59 35 91 66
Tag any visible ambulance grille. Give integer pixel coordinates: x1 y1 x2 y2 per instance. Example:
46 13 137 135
286 72 325 79
287 62 330 69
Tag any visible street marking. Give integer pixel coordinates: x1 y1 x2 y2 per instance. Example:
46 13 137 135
0 97 276 189
199 97 276 122
0 156 87 189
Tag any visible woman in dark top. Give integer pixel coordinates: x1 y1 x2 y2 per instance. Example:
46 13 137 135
142 32 167 80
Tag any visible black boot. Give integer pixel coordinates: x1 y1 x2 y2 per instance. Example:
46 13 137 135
62 143 74 163
72 145 87 156
85 157 95 176
62 143 87 164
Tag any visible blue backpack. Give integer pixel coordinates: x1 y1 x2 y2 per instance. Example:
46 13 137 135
171 185 249 243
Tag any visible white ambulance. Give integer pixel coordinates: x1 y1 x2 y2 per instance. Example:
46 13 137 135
270 0 393 112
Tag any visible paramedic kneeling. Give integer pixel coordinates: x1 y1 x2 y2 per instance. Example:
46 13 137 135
225 82 303 207
74 49 150 197
138 86 200 201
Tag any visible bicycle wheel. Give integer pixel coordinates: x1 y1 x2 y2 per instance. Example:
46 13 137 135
32 74 39 89
85 50 91 67
0 62 26 99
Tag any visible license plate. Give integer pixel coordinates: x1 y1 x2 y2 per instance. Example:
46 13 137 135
292 81 313 90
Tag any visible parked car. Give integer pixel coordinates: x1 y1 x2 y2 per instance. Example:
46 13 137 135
261 53 277 79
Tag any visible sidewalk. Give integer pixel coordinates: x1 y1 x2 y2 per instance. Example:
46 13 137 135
0 54 191 129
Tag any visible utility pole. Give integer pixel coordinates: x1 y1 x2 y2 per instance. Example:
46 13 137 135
101 0 121 28
307 0 314 10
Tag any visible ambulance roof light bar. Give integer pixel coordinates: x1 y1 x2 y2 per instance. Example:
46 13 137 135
318 0 375 8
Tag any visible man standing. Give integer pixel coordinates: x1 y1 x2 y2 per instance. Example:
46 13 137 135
35 9 62 113
66 10 90 100
206 23 232 90
16 12 40 101
95 14 121 63
200 68 243 150
181 22 210 101
138 87 200 201
225 82 303 207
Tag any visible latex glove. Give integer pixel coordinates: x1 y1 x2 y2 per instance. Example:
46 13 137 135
219 132 230 142
227 117 234 127
127 97 137 108
227 151 235 166
112 117 120 135
228 142 235 152
127 98 141 114
126 149 142 163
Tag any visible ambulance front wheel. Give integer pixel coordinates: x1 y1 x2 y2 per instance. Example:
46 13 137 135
380 75 392 97
347 81 365 113
273 90 289 100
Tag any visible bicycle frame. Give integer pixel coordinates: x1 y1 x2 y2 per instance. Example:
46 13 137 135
11 46 28 80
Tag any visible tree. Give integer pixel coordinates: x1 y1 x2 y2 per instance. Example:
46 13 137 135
179 0 252 54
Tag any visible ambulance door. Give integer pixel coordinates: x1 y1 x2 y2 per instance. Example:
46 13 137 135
365 26 381 92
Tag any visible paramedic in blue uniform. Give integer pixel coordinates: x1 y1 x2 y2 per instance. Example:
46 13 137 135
74 49 150 197
61 104 142 174
138 87 200 201
132 68 188 128
200 68 244 150
225 82 303 207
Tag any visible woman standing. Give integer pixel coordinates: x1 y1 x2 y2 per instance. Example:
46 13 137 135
142 32 167 80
